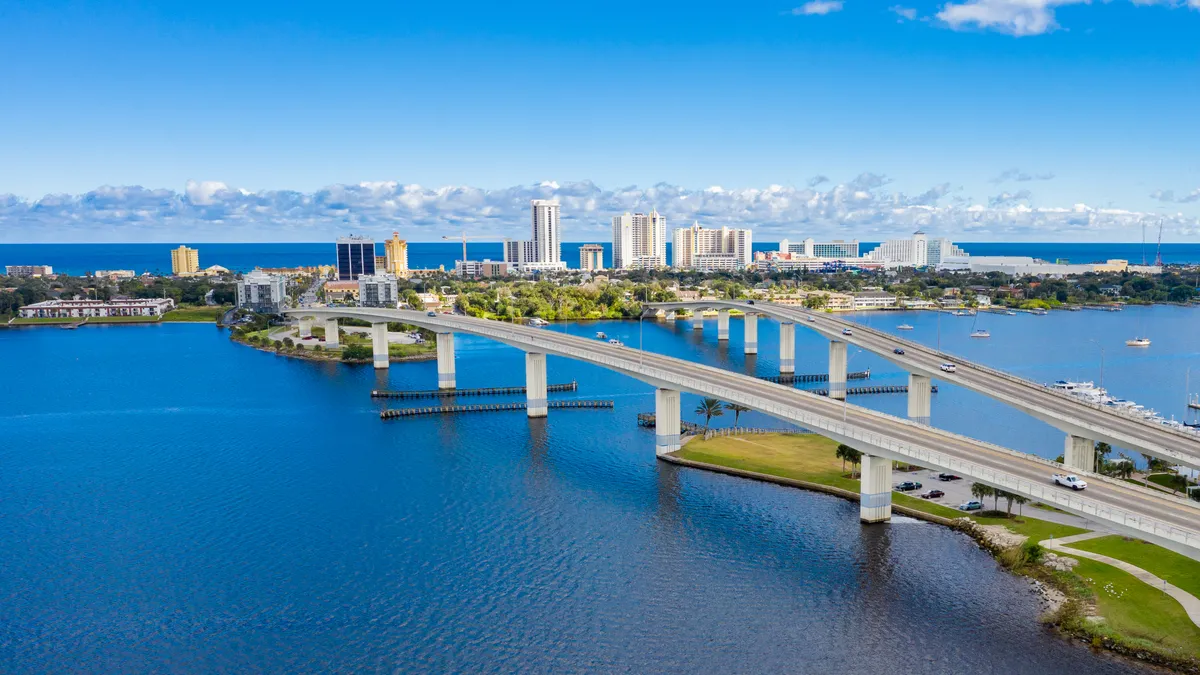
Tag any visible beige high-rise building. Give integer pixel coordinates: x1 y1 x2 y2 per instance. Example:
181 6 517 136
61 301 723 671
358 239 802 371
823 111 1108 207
171 246 200 275
612 210 667 269
579 244 604 271
672 223 752 272
384 232 410 277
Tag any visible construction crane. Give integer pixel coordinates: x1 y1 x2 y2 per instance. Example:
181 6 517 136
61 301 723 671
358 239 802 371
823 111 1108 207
1154 219 1164 267
442 232 490 268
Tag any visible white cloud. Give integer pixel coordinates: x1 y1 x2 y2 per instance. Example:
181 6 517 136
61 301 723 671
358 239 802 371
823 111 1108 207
1152 187 1200 203
990 168 1056 183
2 178 1198 243
936 0 1199 36
889 5 919 20
788 1 844 16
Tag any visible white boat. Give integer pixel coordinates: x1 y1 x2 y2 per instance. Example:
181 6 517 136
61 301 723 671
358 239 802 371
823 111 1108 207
595 331 608 340
970 329 990 338
528 318 549 327
897 324 914 330
608 338 624 346
1125 337 1150 347
1005 310 1017 316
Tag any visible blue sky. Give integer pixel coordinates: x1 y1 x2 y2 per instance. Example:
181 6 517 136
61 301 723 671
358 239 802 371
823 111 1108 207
1 0 1198 242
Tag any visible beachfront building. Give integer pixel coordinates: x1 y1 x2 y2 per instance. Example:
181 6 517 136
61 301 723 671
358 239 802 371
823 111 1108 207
19 298 175 318
778 238 860 259
383 232 410 277
336 235 377 280
579 244 605 272
93 270 137 280
237 270 287 314
5 265 54 277
612 211 667 269
940 256 1163 277
504 200 568 274
171 246 200 275
672 223 753 271
357 273 399 308
456 260 510 279
864 231 967 268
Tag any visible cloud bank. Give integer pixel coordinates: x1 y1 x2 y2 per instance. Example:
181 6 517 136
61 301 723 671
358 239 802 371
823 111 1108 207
2 177 1197 243
936 0 1200 37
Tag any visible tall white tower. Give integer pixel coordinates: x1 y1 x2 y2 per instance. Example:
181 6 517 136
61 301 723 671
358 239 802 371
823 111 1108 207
531 200 561 264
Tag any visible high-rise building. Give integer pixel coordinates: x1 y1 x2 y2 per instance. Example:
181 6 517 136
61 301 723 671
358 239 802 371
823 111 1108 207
336 235 377 280
612 210 667 269
383 232 410 277
171 246 199 275
864 230 965 268
503 201 568 273
778 238 859 259
237 270 287 314
579 244 605 272
672 223 753 271
357 273 399 308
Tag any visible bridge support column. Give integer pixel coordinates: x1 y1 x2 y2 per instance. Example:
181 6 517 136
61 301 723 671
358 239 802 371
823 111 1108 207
779 321 795 374
525 352 547 418
655 388 681 456
692 312 704 330
299 317 313 339
860 454 893 523
371 322 389 369
323 318 339 348
1064 434 1095 473
717 309 730 341
744 313 758 354
907 373 931 425
665 310 676 322
829 340 847 400
437 332 456 389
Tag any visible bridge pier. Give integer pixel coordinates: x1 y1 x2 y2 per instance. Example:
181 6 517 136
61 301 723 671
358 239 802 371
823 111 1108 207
437 332 456 389
692 312 704 330
323 318 340 348
744 313 758 354
860 454 893 523
371 322 389 369
665 310 676 322
1064 434 1096 473
717 309 730 341
525 352 547 418
829 340 847 400
907 373 931 425
779 321 795 374
299 317 313 339
655 388 681 456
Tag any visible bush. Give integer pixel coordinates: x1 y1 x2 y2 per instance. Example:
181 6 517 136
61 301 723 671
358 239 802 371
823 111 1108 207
342 344 372 361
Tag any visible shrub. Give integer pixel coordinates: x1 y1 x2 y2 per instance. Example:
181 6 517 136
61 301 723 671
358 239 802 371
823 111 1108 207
342 344 372 361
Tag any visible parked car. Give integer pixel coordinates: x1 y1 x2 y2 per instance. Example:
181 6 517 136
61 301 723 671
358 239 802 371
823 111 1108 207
920 489 945 499
842 328 853 336
937 473 962 481
940 362 957 373
894 481 922 492
1052 474 1088 490
958 500 984 511
893 348 905 355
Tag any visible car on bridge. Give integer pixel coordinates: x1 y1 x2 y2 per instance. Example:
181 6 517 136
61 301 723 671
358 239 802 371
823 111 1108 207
958 500 984 511
893 348 905 355
842 328 853 336
1053 474 1088 490
940 363 957 373
920 489 945 499
806 316 816 322
894 481 922 492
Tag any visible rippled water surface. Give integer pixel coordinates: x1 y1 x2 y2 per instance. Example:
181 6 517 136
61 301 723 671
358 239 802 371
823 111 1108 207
5 308 1195 673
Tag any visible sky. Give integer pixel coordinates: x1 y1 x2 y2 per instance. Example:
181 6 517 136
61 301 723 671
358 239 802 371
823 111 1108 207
1 0 1198 243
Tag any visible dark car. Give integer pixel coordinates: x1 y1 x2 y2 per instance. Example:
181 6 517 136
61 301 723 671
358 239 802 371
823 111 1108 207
747 300 755 305
894 481 922 492
920 489 945 499
938 473 962 481
893 348 905 355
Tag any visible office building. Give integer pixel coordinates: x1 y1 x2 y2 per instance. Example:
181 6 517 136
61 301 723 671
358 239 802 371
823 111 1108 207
778 238 859 259
19 298 174 318
456 260 510 278
612 211 667 269
336 235 377 280
171 246 200 275
236 270 287 314
5 265 54 277
864 231 966 269
383 232 410 277
579 244 605 272
358 273 399 307
672 223 753 271
503 200 568 273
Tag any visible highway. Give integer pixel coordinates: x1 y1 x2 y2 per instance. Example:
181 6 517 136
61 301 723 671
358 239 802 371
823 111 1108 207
650 300 1200 470
285 307 1200 555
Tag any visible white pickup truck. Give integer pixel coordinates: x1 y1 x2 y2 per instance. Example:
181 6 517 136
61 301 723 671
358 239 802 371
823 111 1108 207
1052 474 1088 490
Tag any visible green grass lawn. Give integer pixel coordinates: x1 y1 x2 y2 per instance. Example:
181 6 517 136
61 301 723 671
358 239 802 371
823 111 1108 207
1065 557 1200 659
388 342 436 358
1147 473 1192 493
1066 535 1200 600
163 305 229 322
10 317 80 324
87 315 162 323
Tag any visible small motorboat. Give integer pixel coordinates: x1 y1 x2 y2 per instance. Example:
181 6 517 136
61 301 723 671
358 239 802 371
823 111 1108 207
970 329 990 338
1125 337 1150 347
897 324 914 330
595 331 608 340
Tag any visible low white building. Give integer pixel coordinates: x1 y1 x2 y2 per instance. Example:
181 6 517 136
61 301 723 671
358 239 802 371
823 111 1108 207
358 273 399 307
19 298 174 318
237 270 287 313
851 291 898 310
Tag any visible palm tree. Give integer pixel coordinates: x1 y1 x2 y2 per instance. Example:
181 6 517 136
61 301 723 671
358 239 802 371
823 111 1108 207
1012 494 1029 517
695 397 724 432
724 403 751 428
1094 441 1113 471
970 482 994 506
836 444 863 478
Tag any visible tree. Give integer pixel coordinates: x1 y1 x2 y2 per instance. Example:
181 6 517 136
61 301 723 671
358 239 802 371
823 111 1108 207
971 482 994 507
724 402 751 428
836 444 863 478
694 397 724 431
1012 494 1029 517
1094 442 1112 471
282 337 294 349
341 344 372 361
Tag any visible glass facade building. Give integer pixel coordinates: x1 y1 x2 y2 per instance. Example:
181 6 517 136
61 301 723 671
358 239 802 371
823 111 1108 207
336 236 377 280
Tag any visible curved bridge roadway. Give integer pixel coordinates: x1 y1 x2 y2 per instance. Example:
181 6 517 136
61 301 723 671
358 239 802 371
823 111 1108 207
649 300 1200 471
286 308 1200 556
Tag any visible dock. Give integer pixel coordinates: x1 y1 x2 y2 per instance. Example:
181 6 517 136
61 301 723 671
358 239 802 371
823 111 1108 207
758 370 871 385
809 384 938 397
372 381 578 399
636 413 704 434
381 399 613 419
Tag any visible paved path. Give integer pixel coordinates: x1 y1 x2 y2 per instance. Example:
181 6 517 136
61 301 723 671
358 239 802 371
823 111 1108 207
1042 532 1200 629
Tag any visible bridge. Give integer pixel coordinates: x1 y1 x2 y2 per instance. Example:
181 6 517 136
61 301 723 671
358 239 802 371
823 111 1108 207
286 307 1200 556
648 300 1200 474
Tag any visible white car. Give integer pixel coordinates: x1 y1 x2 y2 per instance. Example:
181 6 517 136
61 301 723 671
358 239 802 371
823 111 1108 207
940 363 957 373
1052 474 1088 490
806 316 816 323
841 328 853 336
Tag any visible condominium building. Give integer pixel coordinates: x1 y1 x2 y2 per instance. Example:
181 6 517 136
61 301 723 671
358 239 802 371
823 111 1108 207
752 251 884 272
864 230 967 269
19 298 174 318
5 265 54 277
672 223 753 271
357 273 399 308
383 232 410 277
237 270 287 313
335 235 377 280
456 260 510 278
579 244 605 272
504 200 567 273
93 270 137 280
778 238 860 259
170 246 200 275
612 210 667 269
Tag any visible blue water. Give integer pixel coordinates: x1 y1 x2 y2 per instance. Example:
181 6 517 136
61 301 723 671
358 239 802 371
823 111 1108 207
4 309 1193 672
4 242 1200 276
